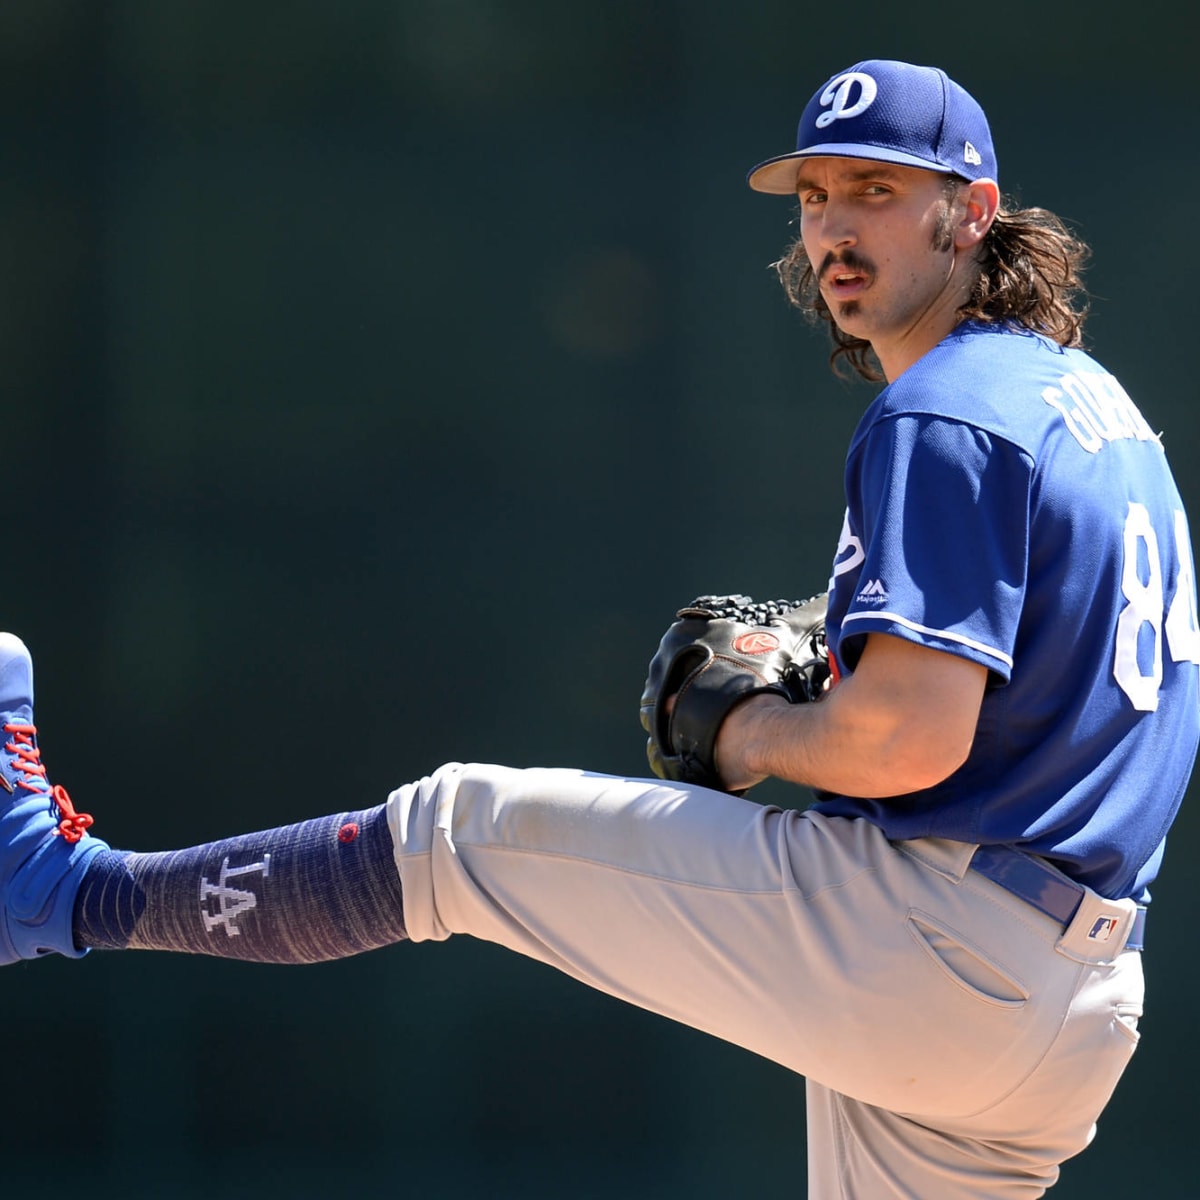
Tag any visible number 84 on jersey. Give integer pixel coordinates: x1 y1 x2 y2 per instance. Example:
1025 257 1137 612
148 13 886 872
1116 504 1200 712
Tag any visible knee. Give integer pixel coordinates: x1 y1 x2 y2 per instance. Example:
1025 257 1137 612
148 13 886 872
386 761 521 857
384 761 528 944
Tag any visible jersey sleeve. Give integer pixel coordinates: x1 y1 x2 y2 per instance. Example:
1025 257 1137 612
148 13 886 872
837 413 1033 681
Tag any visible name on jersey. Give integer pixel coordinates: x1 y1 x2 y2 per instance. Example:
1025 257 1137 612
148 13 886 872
1041 370 1161 454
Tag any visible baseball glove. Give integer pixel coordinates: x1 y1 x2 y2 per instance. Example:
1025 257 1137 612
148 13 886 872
640 592 829 792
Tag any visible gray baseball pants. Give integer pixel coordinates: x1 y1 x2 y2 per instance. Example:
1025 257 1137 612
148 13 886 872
386 763 1145 1199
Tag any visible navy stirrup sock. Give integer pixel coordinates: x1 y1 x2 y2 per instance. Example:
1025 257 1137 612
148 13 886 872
73 803 407 963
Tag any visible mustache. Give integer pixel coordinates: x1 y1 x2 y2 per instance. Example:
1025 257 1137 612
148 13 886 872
818 250 874 282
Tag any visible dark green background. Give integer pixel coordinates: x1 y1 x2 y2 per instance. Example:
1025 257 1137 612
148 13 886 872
4 3 1196 1196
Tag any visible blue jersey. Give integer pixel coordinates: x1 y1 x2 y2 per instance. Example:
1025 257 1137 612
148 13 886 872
818 321 1199 901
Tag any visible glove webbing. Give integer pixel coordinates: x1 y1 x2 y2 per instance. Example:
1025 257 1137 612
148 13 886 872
678 595 821 624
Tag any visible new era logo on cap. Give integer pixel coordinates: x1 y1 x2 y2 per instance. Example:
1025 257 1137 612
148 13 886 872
747 59 998 195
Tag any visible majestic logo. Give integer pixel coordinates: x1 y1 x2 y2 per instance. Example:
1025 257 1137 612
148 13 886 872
733 631 780 655
1087 915 1119 943
856 578 888 606
815 72 878 129
964 142 982 167
200 854 272 937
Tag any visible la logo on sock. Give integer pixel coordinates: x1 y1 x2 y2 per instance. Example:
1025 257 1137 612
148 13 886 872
200 855 272 937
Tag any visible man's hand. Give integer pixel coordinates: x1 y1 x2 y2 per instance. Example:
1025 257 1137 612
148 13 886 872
640 594 828 793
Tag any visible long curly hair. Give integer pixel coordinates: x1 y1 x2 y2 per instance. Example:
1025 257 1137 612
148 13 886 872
772 178 1091 382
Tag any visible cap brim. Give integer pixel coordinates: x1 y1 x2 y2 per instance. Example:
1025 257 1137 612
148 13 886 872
747 143 959 194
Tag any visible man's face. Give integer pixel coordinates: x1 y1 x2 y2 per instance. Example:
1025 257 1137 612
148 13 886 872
795 158 968 376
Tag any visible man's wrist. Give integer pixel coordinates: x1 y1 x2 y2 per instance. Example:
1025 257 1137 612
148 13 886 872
714 692 791 793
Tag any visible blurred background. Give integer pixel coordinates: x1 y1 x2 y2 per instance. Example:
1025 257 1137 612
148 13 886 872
4 2 1196 1196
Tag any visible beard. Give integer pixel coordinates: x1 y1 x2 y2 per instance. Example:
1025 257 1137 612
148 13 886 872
818 249 873 332
833 299 862 325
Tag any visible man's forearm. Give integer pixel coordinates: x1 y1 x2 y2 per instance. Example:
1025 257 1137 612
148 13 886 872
714 634 987 797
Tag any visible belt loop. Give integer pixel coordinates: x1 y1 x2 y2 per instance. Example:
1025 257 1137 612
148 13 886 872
893 837 978 883
1058 895 1144 961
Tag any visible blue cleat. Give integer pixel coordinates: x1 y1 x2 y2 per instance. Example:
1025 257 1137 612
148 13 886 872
0 632 109 965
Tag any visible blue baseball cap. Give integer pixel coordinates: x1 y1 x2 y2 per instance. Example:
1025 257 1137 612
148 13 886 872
747 60 997 194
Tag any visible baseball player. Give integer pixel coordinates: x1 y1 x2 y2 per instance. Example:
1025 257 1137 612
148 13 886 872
2 59 1196 1198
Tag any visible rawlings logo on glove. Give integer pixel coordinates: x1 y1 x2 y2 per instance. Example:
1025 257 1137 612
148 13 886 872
639 593 829 793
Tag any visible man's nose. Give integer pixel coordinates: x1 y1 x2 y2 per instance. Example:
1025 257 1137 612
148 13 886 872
816 203 857 252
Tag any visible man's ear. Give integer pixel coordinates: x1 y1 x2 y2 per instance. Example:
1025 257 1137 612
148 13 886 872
954 179 1000 249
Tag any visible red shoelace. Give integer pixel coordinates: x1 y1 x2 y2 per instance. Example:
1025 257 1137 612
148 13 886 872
3 721 96 844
